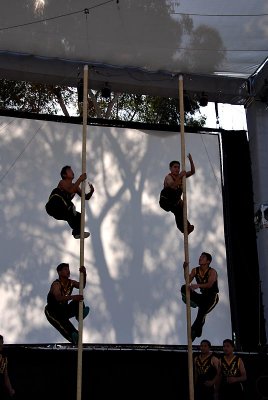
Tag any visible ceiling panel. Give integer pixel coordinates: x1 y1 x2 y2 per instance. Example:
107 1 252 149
0 0 267 104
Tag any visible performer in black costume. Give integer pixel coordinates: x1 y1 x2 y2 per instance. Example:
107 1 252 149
181 252 219 341
45 165 94 239
218 339 247 400
194 339 220 400
159 155 195 235
44 263 90 345
0 335 15 399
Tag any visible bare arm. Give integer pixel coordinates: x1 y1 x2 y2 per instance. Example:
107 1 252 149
214 359 222 397
72 266 87 289
183 262 196 283
58 173 87 194
85 183 95 200
186 153 195 178
4 364 15 397
193 356 198 384
239 358 247 382
189 268 196 283
204 356 220 386
227 358 247 384
212 355 220 373
75 182 95 200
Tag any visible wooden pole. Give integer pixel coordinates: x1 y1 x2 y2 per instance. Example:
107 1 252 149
179 74 194 400
76 64 88 400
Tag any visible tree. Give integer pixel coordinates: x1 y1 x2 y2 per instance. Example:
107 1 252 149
0 79 76 116
87 90 206 126
0 78 206 127
78 85 206 126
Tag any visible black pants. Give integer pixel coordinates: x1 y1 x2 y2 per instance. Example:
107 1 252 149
219 382 245 400
195 382 215 400
44 301 84 343
181 285 219 340
46 197 81 237
170 202 192 233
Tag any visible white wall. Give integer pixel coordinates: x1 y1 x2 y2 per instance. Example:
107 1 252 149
0 116 231 345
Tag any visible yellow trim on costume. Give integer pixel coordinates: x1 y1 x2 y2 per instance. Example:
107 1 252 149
48 193 68 208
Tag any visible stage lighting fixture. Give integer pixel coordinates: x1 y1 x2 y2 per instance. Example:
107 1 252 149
101 84 111 99
183 93 192 112
199 92 208 107
77 78 84 103
254 203 268 231
259 80 268 105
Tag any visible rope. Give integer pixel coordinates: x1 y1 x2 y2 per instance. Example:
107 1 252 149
0 1 116 32
0 122 45 184
0 118 16 138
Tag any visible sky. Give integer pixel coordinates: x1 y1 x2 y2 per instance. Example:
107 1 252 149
201 102 248 131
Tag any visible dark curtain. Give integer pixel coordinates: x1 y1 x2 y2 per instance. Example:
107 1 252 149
221 129 266 351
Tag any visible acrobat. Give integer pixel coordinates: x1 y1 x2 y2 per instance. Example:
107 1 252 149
44 263 90 345
159 154 195 235
45 165 94 239
181 252 219 341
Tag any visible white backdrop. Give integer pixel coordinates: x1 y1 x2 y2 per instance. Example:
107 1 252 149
0 116 231 345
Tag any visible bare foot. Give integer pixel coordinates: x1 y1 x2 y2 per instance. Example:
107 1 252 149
188 225 194 235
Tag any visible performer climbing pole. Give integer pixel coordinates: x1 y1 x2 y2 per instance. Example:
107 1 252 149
76 64 89 400
179 74 194 400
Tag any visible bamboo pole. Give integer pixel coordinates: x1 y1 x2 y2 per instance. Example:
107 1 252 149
76 64 88 400
179 74 194 400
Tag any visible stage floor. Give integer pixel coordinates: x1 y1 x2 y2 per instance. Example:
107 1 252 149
4 344 268 399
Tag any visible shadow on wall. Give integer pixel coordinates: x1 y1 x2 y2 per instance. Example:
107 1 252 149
0 117 231 344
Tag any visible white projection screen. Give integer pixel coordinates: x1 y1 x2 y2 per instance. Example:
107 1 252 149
0 115 232 345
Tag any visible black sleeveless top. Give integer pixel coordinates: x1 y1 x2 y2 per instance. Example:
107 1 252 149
220 355 242 380
48 187 75 206
195 267 219 295
195 353 217 384
220 354 245 396
47 279 74 309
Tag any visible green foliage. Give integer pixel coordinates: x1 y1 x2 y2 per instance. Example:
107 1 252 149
89 91 206 127
0 79 76 114
0 79 206 128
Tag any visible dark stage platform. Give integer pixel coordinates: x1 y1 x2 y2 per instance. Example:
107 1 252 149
4 344 268 399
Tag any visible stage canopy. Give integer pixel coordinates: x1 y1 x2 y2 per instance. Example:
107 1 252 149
0 0 268 106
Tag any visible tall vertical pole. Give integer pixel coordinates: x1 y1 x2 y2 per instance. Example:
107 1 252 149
76 64 88 400
179 74 194 400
